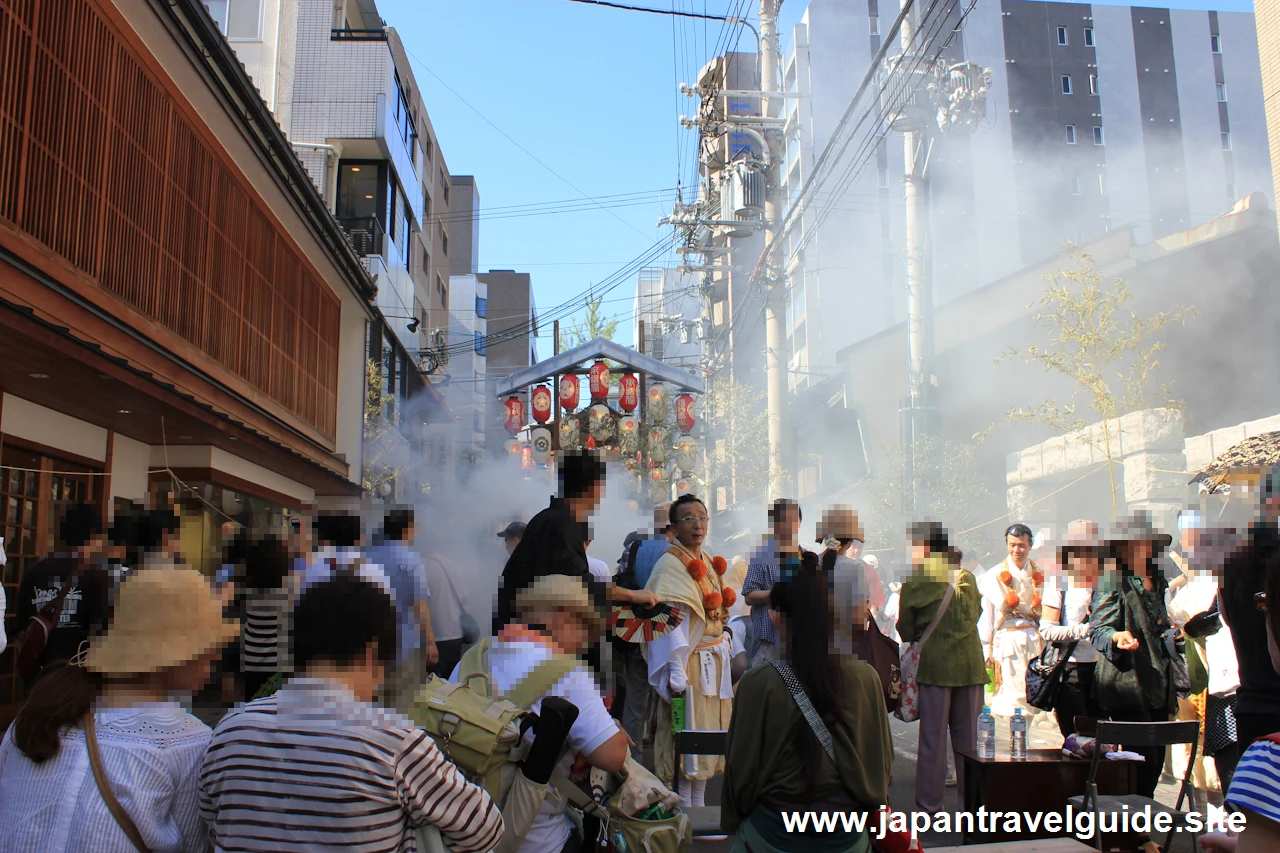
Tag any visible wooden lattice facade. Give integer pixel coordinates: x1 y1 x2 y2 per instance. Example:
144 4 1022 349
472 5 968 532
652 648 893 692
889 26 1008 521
0 0 341 440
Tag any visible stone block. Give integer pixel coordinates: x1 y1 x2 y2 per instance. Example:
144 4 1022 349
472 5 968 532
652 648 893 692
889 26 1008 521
1041 435 1070 477
1208 425 1247 460
1063 429 1098 470
1006 450 1023 485
1183 434 1215 474
1115 408 1184 456
1123 452 1191 503
1020 446 1044 482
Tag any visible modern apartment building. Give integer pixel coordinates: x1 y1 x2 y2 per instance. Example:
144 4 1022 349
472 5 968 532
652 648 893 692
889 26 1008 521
633 268 705 368
1256 0 1280 217
478 271 537 456
781 0 1272 392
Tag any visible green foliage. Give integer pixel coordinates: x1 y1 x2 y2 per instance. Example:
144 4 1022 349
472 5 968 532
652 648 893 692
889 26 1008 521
978 245 1195 509
558 287 619 352
363 358 408 498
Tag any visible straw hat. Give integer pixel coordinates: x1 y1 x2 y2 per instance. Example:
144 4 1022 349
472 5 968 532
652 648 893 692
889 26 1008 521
84 567 240 675
1110 510 1173 549
513 574 605 639
814 505 865 544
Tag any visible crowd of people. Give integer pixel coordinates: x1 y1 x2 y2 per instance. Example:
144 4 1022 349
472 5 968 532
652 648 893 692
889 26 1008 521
1 449 1278 853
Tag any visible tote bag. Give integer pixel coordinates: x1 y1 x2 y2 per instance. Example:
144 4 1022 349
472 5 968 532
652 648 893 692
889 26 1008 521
894 583 953 723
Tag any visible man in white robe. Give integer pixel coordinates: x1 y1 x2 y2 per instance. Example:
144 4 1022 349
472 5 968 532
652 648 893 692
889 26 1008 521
978 523 1045 718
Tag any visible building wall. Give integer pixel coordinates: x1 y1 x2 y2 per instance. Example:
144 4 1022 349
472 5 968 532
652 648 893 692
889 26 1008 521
1258 0 1280 221
478 270 534 454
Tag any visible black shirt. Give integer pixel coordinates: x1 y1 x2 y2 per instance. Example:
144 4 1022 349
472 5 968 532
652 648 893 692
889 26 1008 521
1221 523 1280 717
16 554 111 674
493 497 595 632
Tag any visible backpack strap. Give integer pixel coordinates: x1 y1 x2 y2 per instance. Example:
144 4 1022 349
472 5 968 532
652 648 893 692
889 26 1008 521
458 637 495 697
505 654 580 711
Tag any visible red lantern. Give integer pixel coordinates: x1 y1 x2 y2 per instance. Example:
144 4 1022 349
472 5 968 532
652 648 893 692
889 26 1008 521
618 373 639 412
589 360 610 400
558 374 580 411
531 386 552 423
504 396 524 435
676 394 696 432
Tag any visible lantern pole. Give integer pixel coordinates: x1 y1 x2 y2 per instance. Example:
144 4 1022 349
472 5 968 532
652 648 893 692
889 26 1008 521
553 320 560 451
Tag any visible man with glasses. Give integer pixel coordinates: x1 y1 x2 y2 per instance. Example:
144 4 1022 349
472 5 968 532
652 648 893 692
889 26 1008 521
978 522 1045 718
742 499 803 668
644 494 734 812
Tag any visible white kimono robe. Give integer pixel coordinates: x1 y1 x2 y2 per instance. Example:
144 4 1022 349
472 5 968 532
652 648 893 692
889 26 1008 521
978 557 1045 717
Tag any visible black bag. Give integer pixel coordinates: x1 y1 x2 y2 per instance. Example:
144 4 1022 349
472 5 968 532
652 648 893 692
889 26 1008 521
849 618 902 713
1026 588 1080 712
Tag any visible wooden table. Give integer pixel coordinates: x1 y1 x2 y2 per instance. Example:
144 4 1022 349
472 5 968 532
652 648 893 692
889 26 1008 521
958 748 1140 844
927 839 1094 852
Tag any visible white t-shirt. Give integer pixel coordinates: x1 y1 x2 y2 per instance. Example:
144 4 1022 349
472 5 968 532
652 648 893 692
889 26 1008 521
300 547 390 593
587 555 614 582
425 554 469 642
451 639 619 853
1040 578 1099 663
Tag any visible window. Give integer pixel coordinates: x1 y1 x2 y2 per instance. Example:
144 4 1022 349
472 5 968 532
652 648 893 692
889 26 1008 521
392 73 417 151
1093 125 1104 145
1062 75 1073 94
439 169 449 204
1065 124 1077 144
869 16 879 34
441 230 449 256
1084 27 1094 47
203 0 262 39
1057 26 1068 45
877 165 889 189
475 295 487 319
1227 182 1236 200
421 248 430 276
1211 34 1221 53
1089 75 1098 95
436 274 445 296
1222 131 1232 151
1216 83 1227 102
474 331 487 356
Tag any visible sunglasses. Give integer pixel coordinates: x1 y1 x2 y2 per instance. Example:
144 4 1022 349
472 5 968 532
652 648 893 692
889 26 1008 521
1255 592 1269 613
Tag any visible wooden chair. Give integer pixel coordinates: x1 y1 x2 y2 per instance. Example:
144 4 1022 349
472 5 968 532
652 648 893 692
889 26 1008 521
674 729 727 838
1066 720 1202 853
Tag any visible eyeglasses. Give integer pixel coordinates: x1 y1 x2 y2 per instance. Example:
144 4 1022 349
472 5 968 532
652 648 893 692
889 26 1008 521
1255 592 1268 612
678 515 709 525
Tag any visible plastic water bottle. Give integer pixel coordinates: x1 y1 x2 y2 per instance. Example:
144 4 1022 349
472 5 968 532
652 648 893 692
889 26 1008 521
977 705 996 759
1010 708 1028 760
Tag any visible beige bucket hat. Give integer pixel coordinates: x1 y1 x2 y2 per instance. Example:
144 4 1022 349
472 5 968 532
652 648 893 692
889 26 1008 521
513 574 605 639
84 567 241 675
814 505 865 544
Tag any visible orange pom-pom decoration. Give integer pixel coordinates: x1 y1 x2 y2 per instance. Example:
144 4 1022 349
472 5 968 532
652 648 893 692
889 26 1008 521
712 555 728 576
999 570 1013 586
1032 595 1043 609
687 559 708 581
722 587 738 608
703 591 723 612
1005 591 1021 609
1032 570 1044 586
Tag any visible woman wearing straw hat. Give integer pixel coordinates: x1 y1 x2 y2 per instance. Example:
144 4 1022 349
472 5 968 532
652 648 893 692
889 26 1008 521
0 567 239 853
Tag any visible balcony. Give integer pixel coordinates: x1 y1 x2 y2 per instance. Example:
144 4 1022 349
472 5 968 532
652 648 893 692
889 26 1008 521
331 28 387 41
337 216 384 257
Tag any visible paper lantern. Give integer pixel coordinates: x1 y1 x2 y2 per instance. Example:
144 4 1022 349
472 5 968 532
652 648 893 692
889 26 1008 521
503 438 521 457
503 396 524 435
676 394 696 432
531 386 552 424
559 417 579 451
648 384 669 421
618 415 640 455
589 360 611 400
675 435 698 474
618 373 639 412
558 374 580 411
588 402 615 444
530 427 552 465
647 426 669 464
521 445 534 472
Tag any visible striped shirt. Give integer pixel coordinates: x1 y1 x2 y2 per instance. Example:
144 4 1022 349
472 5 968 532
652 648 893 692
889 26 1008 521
198 678 502 853
1226 737 1280 823
240 587 291 672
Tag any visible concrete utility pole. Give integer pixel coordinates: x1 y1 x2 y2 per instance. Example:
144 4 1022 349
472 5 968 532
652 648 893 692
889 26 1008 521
899 0 935 516
760 0 791 499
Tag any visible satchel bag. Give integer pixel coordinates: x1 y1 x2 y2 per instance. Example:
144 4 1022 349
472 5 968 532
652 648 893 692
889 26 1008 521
849 618 902 713
15 561 88 680
894 583 954 723
1025 588 1080 712
84 712 152 853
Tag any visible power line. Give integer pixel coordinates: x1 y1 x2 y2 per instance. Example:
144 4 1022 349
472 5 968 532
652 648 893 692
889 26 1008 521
564 0 733 20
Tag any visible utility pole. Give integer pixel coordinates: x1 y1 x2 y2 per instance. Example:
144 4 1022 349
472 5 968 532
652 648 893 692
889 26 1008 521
899 0 935 516
760 0 791 500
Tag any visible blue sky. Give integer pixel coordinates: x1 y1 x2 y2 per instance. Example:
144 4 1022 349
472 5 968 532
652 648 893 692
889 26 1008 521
381 0 1254 354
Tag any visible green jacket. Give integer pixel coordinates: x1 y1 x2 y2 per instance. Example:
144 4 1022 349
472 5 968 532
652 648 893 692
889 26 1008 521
1090 573 1177 717
721 658 893 834
899 563 988 687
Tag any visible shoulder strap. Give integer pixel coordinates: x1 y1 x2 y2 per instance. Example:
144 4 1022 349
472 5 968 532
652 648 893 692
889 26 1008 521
919 583 955 648
458 636 493 695
770 660 836 764
505 654 580 711
84 713 152 853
